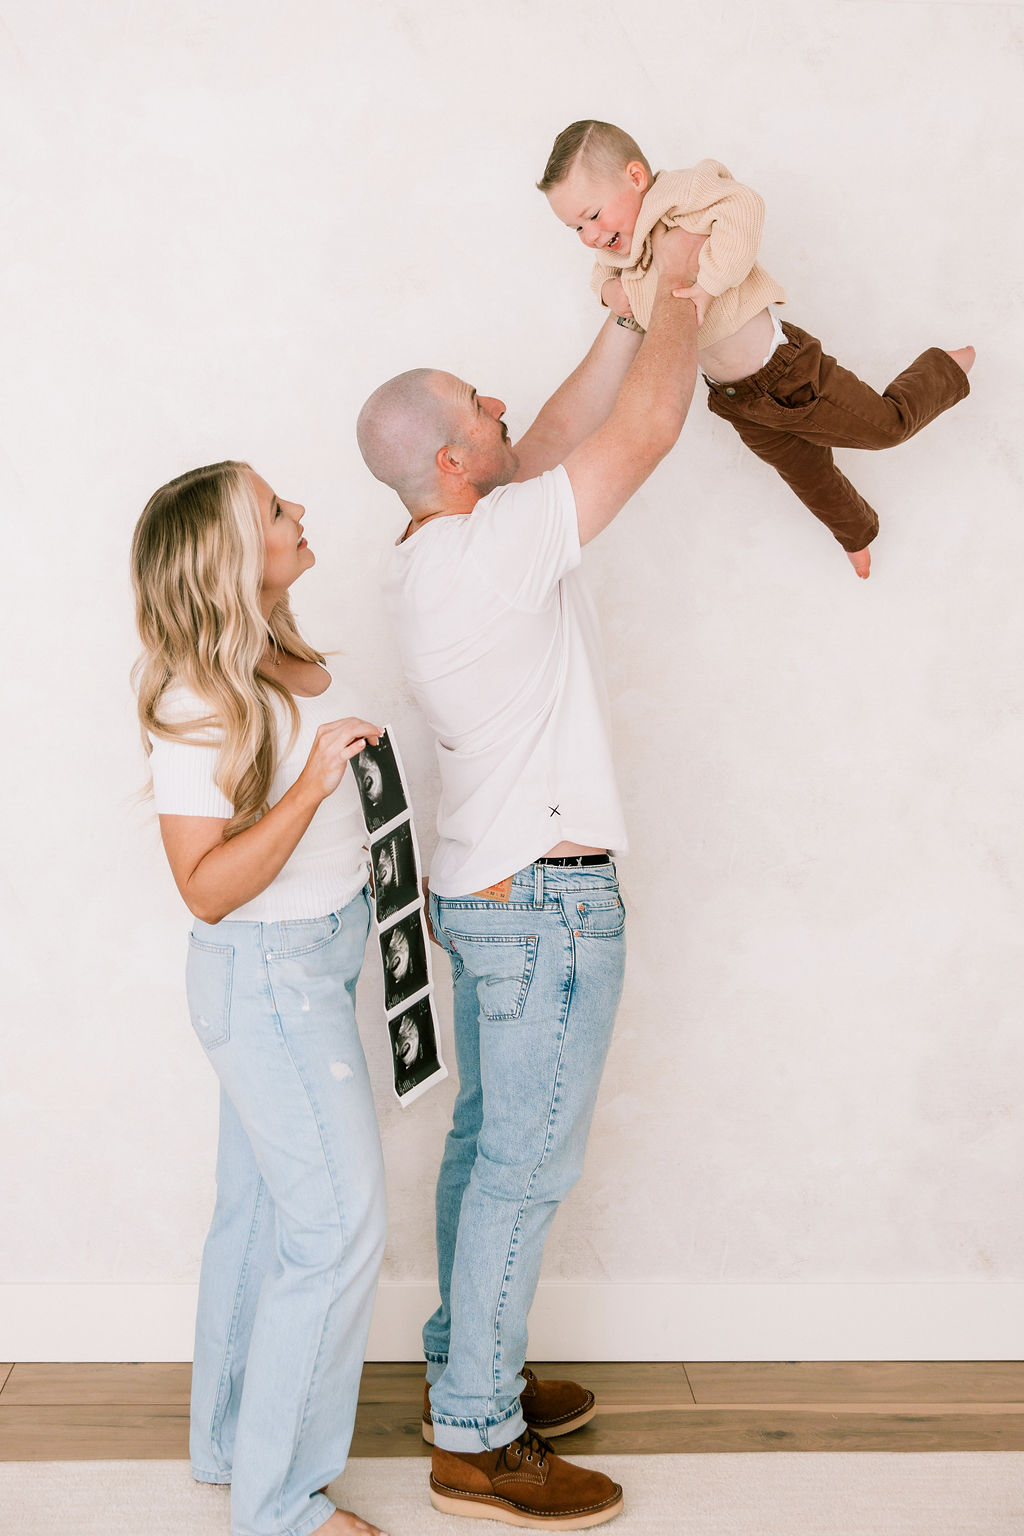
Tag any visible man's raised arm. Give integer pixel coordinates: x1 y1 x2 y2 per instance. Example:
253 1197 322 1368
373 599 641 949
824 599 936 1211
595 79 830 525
513 227 706 483
511 317 642 483
562 226 700 545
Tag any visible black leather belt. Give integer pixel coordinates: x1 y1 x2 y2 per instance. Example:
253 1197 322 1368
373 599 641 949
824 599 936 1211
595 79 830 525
535 854 611 867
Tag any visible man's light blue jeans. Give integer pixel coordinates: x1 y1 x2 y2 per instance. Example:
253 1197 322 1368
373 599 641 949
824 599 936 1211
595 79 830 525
185 889 386 1536
425 860 626 1452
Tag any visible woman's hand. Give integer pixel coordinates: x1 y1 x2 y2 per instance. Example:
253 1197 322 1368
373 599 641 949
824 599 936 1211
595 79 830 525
297 719 383 804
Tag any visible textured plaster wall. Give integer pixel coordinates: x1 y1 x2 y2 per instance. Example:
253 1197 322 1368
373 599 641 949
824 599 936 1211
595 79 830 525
2 0 1022 1340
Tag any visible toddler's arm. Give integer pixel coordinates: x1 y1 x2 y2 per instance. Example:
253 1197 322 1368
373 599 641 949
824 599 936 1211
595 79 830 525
666 158 765 299
600 276 633 318
593 259 624 308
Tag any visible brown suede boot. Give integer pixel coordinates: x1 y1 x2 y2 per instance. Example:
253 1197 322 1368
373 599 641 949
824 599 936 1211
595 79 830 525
422 1366 596 1444
430 1429 623 1528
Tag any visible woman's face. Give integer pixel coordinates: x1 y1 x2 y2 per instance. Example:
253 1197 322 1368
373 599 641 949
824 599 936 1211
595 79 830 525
252 472 314 610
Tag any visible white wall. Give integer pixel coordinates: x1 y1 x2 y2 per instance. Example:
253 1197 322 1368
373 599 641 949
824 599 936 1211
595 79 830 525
3 0 1023 1362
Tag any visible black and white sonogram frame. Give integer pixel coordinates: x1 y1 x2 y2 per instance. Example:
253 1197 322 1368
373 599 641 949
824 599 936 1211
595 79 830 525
352 723 447 1106
370 818 420 927
387 994 443 1103
378 906 430 1014
353 728 409 836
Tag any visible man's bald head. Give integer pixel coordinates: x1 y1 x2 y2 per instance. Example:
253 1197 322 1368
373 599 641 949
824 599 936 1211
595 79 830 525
356 369 462 511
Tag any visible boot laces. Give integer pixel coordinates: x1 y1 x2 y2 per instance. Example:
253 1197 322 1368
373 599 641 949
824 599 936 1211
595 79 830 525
504 1428 551 1470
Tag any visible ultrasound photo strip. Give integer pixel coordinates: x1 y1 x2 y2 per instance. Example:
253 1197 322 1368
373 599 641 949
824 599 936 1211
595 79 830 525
370 815 422 929
352 727 412 838
378 905 431 1015
387 993 444 1106
351 724 448 1106
375 884 447 1105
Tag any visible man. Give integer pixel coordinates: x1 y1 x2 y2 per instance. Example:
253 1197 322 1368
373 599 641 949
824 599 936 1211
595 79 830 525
356 224 701 1529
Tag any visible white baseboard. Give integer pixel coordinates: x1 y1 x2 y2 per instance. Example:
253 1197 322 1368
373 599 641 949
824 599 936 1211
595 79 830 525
3 1281 1022 1363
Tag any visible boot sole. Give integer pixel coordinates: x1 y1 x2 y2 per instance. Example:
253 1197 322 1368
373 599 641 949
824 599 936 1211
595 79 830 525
429 1481 624 1528
422 1401 597 1445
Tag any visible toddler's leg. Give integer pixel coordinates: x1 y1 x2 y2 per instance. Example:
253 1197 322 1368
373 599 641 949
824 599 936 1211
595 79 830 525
717 409 879 574
708 326 972 575
795 338 972 452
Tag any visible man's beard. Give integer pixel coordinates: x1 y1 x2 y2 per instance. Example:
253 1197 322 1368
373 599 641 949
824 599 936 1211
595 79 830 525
469 453 519 497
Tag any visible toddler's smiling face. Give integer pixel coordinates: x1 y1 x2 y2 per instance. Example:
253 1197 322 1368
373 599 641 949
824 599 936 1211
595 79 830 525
545 159 650 258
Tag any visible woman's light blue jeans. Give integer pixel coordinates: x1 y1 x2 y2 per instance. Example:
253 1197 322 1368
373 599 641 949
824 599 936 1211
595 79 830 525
425 861 626 1452
185 888 386 1536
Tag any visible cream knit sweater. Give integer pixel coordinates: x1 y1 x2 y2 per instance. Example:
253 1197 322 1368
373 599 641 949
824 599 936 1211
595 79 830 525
590 160 785 348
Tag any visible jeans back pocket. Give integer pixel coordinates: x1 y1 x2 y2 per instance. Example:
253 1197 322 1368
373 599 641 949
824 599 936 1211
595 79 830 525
186 935 234 1049
446 931 538 1021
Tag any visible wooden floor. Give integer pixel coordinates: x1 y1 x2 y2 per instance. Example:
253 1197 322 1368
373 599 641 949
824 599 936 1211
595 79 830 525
1 1362 1022 1460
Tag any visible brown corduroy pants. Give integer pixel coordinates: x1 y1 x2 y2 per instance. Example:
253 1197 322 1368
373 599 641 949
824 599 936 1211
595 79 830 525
705 321 971 552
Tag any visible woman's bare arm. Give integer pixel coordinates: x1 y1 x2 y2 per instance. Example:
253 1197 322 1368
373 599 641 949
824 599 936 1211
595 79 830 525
160 717 380 923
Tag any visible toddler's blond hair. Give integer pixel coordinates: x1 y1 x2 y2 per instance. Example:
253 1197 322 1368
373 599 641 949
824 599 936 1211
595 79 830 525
537 120 652 193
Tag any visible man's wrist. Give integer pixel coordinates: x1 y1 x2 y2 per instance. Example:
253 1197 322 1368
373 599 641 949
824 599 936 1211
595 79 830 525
616 314 645 334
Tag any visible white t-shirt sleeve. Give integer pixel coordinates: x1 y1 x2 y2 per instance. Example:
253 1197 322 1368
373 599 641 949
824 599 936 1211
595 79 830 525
148 684 233 818
462 466 581 611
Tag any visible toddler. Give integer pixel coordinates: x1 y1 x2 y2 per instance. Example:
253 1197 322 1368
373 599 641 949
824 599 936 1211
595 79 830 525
539 120 974 578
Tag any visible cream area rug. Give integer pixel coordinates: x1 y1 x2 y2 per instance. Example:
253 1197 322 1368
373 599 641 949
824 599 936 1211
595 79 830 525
2 1454 1021 1535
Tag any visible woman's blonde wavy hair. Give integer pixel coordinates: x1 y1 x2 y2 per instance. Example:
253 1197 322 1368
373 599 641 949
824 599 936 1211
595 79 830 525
131 460 324 840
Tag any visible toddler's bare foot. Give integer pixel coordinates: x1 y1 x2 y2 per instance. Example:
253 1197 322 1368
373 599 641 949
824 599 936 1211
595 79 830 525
846 547 871 579
946 345 975 375
319 1508 389 1536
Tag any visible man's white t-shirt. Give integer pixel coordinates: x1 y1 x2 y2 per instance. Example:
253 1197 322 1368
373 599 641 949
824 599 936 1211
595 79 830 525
384 465 627 898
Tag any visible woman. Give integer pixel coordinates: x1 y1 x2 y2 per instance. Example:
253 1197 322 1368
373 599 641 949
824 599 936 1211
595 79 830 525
131 461 389 1536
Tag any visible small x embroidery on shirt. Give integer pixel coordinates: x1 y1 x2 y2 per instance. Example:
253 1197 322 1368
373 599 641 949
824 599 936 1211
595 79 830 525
548 805 561 817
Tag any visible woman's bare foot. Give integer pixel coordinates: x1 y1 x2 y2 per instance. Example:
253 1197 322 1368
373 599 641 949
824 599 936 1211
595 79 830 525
318 1508 389 1536
946 345 975 375
846 546 871 579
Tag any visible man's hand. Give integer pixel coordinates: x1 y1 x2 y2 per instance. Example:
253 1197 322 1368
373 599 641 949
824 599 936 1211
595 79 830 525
422 874 441 946
671 280 713 328
651 222 707 291
601 277 634 318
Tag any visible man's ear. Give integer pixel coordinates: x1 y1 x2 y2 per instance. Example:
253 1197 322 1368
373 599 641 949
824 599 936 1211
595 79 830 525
437 444 464 477
625 160 649 192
